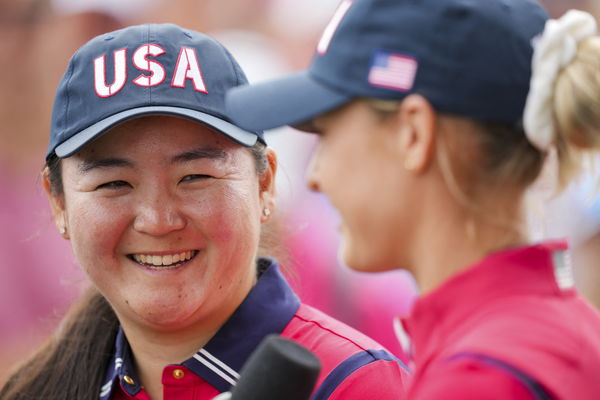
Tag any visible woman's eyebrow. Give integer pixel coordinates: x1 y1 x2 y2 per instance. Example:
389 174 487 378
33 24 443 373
170 147 228 164
77 147 228 173
78 158 134 174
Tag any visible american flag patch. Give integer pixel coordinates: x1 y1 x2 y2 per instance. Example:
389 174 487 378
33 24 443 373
368 51 418 91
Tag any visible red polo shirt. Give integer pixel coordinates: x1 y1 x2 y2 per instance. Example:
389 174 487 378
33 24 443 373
100 259 410 399
403 242 600 399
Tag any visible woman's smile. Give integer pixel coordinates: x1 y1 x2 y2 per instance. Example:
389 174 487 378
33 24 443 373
129 250 199 270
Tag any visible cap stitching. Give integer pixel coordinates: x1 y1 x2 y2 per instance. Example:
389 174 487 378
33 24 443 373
147 24 152 104
62 50 78 144
221 44 245 88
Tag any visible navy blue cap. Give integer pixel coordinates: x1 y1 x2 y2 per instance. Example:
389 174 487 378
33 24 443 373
48 23 264 159
226 0 548 132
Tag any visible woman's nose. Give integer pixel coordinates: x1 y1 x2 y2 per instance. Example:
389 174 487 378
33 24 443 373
133 190 186 236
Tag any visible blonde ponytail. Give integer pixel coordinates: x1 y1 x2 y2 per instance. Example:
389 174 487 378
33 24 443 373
554 37 600 150
553 36 600 188
525 10 600 189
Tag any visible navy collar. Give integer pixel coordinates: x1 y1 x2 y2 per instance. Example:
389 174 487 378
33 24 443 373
100 258 300 398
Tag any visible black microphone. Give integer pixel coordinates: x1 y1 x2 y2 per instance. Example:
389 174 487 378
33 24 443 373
227 334 322 400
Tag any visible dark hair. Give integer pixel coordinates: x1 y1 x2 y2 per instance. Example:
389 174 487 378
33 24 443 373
1 141 283 399
0 287 118 399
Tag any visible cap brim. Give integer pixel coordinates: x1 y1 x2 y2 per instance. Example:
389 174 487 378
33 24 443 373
225 71 352 132
55 106 260 158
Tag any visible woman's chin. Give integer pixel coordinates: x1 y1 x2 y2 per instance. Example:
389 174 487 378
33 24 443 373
338 241 370 272
124 299 203 331
339 241 394 273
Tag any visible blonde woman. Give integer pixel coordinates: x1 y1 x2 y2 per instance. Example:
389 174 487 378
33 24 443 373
227 0 600 398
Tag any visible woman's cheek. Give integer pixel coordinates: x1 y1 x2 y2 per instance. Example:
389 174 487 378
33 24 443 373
68 198 128 269
192 183 260 238
218 214 261 277
209 200 256 246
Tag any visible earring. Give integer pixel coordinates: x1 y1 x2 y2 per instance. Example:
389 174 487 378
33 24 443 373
59 226 67 235
263 208 271 218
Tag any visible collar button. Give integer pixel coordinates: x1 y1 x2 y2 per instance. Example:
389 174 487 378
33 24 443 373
172 368 185 379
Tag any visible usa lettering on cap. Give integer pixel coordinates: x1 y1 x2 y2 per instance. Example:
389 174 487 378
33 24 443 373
94 44 208 98
48 24 266 160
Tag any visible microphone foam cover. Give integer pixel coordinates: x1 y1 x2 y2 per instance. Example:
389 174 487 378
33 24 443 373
230 334 322 400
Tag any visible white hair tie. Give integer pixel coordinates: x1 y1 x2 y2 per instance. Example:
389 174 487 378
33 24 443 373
524 10 597 152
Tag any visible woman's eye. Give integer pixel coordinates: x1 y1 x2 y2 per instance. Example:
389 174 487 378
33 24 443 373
96 180 131 190
181 174 212 182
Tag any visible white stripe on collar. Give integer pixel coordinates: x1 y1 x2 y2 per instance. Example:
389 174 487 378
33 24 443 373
99 381 112 398
192 349 240 386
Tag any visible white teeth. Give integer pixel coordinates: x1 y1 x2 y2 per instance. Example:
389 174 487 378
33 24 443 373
132 251 196 267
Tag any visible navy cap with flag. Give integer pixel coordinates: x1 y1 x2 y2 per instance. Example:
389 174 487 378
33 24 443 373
225 0 549 132
47 23 264 159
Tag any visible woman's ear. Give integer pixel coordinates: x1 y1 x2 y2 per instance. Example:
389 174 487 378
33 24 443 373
396 94 437 173
259 147 277 222
42 167 69 239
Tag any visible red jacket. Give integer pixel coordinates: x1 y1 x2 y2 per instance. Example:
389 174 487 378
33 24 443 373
403 242 600 399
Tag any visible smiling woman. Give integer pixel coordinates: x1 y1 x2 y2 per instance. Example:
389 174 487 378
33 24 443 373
0 23 409 400
49 116 267 336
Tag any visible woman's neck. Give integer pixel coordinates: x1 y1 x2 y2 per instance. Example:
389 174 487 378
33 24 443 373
117 291 248 400
120 319 220 400
409 201 527 295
